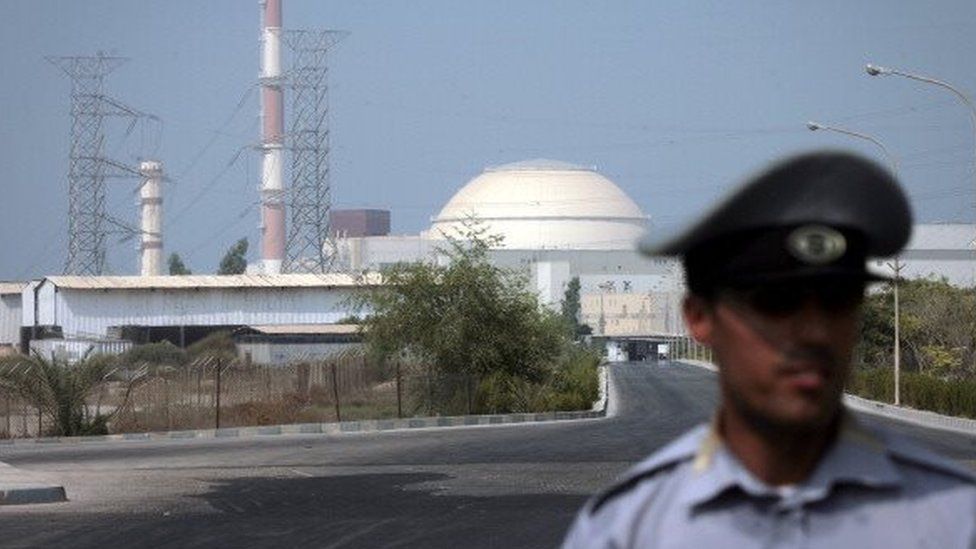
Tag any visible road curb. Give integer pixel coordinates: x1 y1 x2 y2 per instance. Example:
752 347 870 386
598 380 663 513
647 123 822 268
0 463 67 505
843 394 976 436
679 358 976 435
0 366 612 447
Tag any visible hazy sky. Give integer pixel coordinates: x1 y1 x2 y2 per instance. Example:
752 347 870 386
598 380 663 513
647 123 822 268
2 1 976 279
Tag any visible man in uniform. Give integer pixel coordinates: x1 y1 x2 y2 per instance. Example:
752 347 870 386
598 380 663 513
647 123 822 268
563 151 976 548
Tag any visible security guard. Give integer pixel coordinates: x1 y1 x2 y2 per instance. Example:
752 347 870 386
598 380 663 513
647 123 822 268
563 151 976 548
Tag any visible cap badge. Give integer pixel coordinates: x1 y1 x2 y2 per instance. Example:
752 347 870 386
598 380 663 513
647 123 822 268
787 225 846 265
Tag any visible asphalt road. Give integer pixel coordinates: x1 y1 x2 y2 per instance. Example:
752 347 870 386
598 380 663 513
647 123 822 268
0 361 973 548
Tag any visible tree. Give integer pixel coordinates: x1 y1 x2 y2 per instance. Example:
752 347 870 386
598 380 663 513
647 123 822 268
168 253 191 275
857 278 976 378
0 352 142 436
218 238 249 275
560 276 591 338
356 223 568 407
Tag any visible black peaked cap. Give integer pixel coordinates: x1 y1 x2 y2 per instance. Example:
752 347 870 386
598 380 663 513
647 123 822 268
638 151 913 258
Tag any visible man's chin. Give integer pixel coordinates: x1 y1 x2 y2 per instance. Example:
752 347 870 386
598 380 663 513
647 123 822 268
746 399 842 435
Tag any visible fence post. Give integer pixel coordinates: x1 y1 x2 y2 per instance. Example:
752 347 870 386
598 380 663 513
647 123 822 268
427 365 434 415
215 358 222 430
265 366 272 403
331 362 341 423
396 361 403 419
164 377 171 430
4 395 9 436
37 406 42 438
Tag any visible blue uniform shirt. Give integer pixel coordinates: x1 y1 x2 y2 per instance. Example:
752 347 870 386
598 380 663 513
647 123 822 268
563 414 976 548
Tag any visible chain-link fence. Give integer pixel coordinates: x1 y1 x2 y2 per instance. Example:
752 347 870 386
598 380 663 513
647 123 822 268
0 354 495 438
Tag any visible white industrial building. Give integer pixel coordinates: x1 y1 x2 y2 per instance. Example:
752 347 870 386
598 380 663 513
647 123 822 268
15 274 375 363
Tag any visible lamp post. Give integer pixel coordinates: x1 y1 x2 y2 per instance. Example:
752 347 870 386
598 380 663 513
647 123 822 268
866 64 976 400
807 120 902 405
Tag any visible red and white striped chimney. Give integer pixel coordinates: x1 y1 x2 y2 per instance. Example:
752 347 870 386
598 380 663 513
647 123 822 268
260 0 285 274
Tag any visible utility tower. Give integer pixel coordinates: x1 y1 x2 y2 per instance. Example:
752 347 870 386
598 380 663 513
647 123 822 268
282 29 347 273
47 53 147 275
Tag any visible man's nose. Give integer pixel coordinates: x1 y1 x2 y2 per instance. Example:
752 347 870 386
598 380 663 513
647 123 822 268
788 299 834 342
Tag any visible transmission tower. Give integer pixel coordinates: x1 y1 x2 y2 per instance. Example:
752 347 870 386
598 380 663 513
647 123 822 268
282 30 347 273
47 53 147 275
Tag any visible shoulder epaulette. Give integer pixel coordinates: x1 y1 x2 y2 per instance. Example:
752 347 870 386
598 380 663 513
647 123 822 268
590 459 684 514
885 433 976 485
589 425 706 515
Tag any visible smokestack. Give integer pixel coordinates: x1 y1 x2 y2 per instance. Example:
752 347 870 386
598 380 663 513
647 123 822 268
139 160 164 276
260 0 285 274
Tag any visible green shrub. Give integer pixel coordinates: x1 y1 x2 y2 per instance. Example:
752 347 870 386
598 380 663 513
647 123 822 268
119 341 187 367
848 367 976 419
187 331 238 362
548 347 600 411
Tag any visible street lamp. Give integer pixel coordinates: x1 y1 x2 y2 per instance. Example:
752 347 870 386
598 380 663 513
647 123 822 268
806 121 898 171
806 120 902 405
865 64 976 138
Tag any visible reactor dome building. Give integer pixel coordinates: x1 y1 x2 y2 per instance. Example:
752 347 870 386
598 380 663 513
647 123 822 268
332 159 684 352
427 159 648 250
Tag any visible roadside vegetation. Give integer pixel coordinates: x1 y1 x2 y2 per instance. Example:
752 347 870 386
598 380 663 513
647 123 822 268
355 224 601 415
852 277 976 418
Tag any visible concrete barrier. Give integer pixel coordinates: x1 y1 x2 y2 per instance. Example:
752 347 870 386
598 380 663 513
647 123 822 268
680 359 976 435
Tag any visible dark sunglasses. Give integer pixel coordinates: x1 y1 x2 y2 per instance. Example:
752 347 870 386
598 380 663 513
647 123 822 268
721 280 865 317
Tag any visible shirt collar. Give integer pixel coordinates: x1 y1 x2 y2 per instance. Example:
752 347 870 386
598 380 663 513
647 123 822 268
679 412 903 510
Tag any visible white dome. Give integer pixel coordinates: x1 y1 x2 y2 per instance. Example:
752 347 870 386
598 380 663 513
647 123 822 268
428 159 648 250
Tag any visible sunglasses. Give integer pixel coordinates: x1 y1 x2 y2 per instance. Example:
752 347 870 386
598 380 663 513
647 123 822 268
720 280 865 317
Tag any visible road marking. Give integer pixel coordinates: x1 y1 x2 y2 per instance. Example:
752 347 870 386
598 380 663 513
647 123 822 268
290 468 313 477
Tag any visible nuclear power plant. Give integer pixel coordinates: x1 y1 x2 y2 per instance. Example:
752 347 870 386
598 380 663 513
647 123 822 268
2 0 975 365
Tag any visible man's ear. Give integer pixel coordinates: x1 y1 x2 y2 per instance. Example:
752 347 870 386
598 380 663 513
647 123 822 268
683 294 714 346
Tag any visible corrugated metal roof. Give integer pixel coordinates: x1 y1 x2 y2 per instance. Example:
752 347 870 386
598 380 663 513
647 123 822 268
248 324 361 335
0 282 26 295
44 273 382 290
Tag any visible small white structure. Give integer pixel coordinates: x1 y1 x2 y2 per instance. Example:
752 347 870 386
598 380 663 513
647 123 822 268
604 340 628 362
30 337 131 364
139 160 164 276
0 282 25 354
